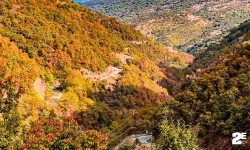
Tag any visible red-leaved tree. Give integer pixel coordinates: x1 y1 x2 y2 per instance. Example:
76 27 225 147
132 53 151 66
22 112 108 150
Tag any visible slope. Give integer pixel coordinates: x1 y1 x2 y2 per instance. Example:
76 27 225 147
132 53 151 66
0 0 193 148
81 0 250 55
157 20 250 150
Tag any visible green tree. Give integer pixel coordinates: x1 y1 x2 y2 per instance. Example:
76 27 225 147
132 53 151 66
156 119 198 150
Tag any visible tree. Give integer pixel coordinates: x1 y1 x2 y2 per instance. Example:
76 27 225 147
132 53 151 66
156 119 198 150
22 112 108 150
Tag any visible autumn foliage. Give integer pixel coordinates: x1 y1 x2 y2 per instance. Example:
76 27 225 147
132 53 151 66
22 112 108 150
157 20 250 149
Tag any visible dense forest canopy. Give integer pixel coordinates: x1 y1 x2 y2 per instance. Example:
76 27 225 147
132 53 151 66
156 20 250 150
0 0 250 149
0 0 191 149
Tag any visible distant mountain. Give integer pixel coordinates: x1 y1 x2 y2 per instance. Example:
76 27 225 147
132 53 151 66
74 0 92 2
80 0 250 55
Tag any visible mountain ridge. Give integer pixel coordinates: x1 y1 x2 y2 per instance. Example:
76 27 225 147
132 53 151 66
80 0 250 55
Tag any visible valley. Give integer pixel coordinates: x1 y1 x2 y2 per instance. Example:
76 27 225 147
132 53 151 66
81 0 250 55
0 0 249 150
0 0 190 149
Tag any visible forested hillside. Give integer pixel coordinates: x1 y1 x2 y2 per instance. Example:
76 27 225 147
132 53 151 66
155 20 250 150
0 0 192 149
81 0 250 55
1 0 250 149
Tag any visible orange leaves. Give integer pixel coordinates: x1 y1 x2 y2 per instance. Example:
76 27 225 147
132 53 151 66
80 130 109 150
0 36 39 95
22 113 108 149
0 0 148 73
